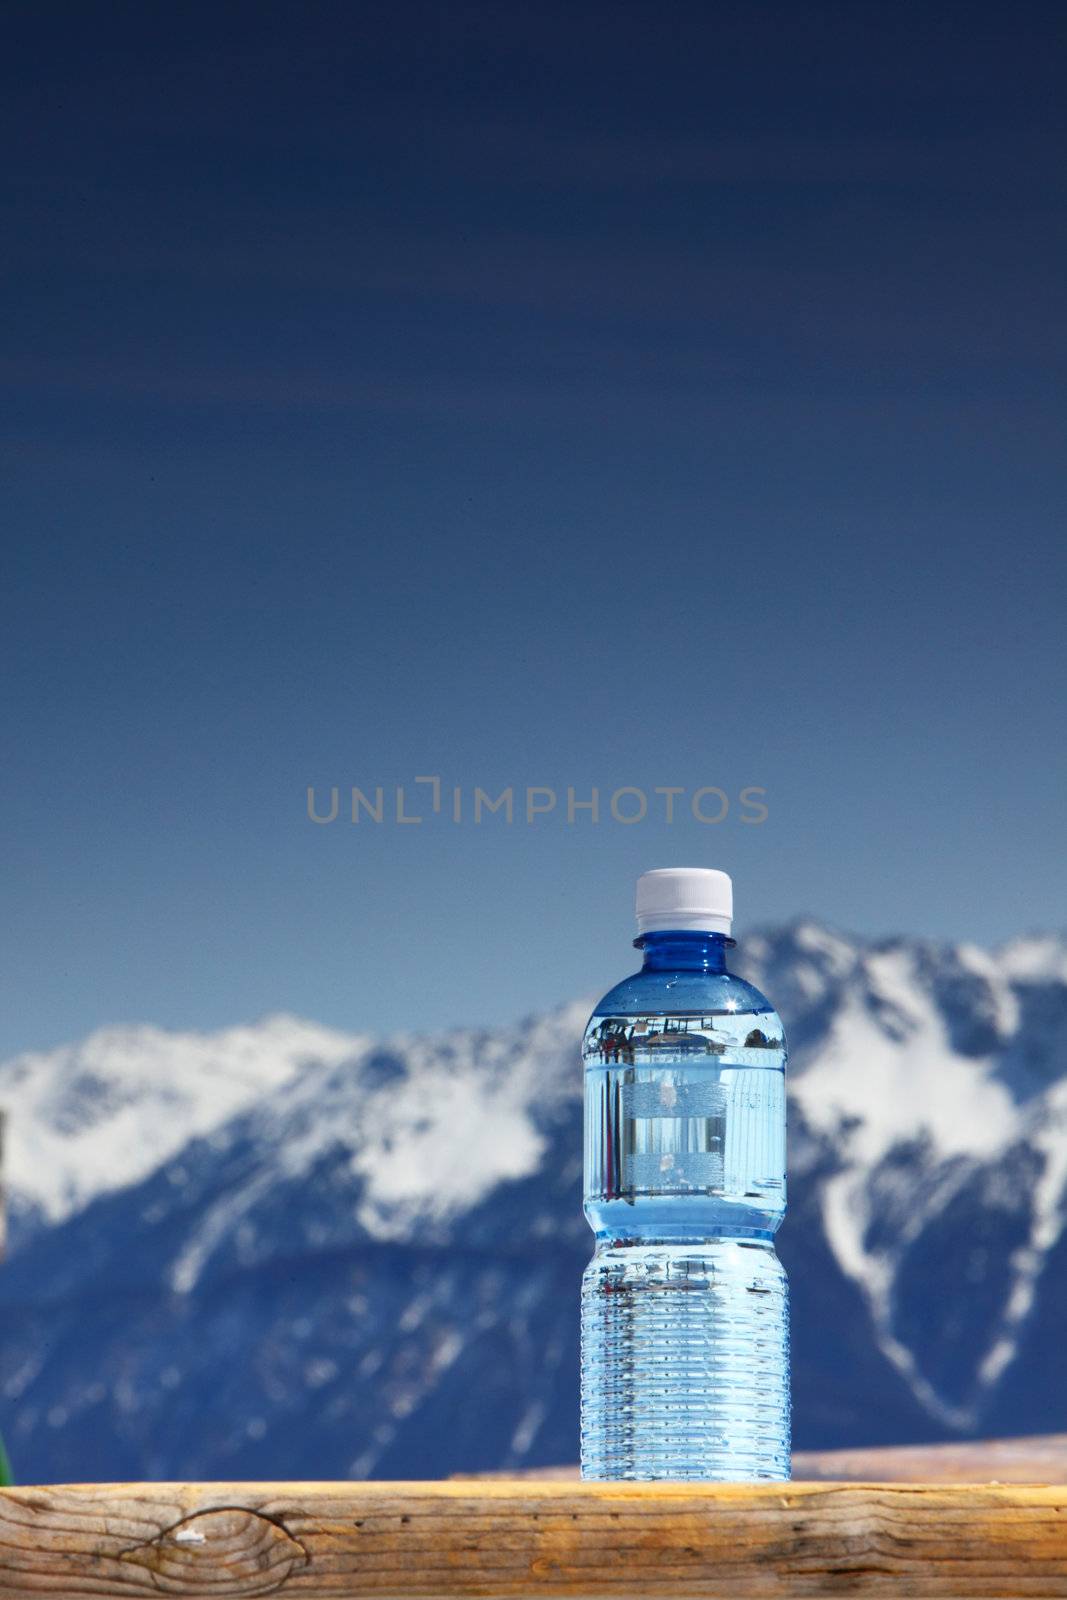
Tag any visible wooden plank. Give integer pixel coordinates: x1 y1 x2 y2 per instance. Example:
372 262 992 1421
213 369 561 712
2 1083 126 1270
2 1479 1067 1598
793 1434 1067 1483
458 1434 1067 1484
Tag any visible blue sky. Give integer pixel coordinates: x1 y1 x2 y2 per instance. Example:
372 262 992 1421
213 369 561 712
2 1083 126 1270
2 0 1065 1056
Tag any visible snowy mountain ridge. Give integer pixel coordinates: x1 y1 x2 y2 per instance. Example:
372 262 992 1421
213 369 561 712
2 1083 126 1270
0 1014 361 1224
744 925 1067 1429
1 922 1066 1481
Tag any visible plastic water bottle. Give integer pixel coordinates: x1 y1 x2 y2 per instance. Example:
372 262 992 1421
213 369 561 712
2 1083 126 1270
581 867 789 1481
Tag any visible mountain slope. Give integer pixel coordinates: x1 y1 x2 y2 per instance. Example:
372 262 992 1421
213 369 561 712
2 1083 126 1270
1 924 1065 1481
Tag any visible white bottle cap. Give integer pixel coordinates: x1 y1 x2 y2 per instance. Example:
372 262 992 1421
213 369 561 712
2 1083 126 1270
635 867 733 935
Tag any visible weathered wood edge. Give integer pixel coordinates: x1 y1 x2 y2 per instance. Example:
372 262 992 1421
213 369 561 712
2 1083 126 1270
2 1479 1067 1599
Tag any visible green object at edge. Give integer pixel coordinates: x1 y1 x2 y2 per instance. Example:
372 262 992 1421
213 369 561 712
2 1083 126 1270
0 1430 11 1486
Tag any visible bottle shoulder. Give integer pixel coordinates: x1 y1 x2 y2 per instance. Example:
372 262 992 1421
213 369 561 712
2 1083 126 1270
590 966 781 1023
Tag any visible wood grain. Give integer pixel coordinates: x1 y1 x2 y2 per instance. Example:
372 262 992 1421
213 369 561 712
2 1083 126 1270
2 1479 1067 1598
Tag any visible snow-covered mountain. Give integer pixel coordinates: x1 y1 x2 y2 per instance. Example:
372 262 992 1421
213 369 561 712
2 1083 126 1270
1 923 1066 1483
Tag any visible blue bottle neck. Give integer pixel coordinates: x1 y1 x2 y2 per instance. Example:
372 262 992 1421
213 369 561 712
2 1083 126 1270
635 929 733 974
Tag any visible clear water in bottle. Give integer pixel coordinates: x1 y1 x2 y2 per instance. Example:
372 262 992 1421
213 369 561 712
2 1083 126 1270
580 868 789 1481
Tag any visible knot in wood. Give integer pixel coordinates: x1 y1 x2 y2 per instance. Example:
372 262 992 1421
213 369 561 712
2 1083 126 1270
119 1506 308 1596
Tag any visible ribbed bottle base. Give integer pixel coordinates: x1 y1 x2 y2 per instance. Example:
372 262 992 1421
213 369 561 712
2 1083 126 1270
580 1240 790 1481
